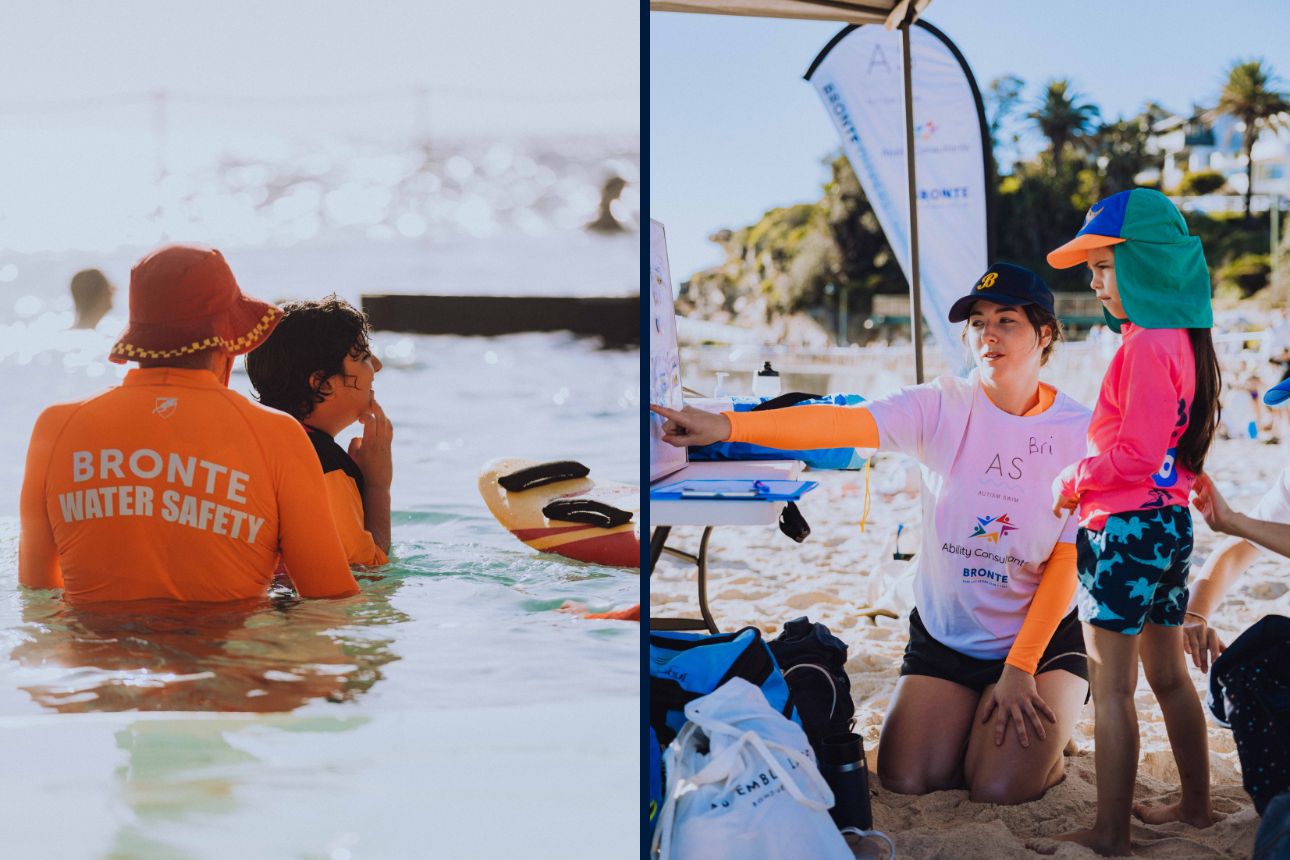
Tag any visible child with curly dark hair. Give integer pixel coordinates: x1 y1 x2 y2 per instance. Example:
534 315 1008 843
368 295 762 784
246 295 392 567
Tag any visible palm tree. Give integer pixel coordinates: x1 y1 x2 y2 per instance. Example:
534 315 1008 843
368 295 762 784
1216 60 1290 220
1028 80 1100 175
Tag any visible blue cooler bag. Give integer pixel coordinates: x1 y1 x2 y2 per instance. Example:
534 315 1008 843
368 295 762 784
688 393 869 470
649 725 663 839
649 626 800 747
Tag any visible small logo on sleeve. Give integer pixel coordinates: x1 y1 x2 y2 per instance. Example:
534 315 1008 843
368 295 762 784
153 397 178 418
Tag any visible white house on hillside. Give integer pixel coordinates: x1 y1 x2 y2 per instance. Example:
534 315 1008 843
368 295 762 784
1148 107 1290 208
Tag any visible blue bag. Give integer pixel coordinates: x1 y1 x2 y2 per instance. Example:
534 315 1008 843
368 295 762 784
649 626 799 746
649 725 663 839
1255 791 1290 860
688 393 869 470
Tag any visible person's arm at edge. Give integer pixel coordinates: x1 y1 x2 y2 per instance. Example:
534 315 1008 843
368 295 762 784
1204 514 1290 562
1183 534 1259 671
1195 470 1290 557
18 406 68 590
276 421 359 598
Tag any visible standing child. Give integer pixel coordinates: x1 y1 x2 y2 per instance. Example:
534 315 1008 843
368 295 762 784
1038 189 1222 857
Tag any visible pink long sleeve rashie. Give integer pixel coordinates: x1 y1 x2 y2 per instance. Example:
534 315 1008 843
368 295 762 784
1058 323 1196 530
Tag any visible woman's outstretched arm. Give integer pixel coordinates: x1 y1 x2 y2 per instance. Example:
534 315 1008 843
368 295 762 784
649 403 879 450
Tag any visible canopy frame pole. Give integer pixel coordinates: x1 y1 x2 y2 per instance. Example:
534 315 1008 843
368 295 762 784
900 10 924 383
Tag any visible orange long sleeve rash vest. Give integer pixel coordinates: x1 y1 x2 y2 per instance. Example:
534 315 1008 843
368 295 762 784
19 367 359 603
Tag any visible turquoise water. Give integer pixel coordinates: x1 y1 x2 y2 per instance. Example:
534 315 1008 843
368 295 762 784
0 320 639 857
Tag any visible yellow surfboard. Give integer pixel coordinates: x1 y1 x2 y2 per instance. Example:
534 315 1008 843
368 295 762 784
478 457 640 569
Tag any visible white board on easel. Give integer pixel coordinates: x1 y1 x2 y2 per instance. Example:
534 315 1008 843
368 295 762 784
649 219 687 483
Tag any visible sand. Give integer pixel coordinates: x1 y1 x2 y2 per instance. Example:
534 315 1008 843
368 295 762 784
650 435 1290 858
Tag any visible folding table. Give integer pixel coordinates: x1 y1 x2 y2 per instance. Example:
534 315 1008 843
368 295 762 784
648 459 804 633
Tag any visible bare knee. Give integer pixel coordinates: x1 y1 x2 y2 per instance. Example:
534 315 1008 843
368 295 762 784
969 771 1052 806
1142 659 1189 697
1091 673 1138 703
969 759 1062 806
879 770 946 796
878 757 959 795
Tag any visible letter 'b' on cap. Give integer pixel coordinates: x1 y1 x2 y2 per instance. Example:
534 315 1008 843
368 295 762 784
947 263 1054 323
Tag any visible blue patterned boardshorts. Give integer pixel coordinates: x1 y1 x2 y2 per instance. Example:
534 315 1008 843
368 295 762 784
1075 506 1193 635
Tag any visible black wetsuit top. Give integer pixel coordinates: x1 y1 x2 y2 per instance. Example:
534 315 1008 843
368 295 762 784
302 425 366 504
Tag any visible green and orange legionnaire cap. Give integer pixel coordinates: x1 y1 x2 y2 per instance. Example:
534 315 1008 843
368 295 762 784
110 243 282 364
1047 188 1212 333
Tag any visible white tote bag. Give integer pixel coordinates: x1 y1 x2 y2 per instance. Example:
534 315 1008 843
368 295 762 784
652 677 854 860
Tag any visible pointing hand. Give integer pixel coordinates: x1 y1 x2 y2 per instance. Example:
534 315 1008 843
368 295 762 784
648 404 732 448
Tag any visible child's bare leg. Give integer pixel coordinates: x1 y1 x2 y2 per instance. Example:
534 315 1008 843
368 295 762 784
1037 623 1139 857
1134 621 1217 827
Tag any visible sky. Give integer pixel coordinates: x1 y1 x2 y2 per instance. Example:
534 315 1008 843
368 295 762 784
650 0 1290 282
0 1 640 139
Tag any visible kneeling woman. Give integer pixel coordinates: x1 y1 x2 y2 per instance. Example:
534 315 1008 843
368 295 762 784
651 264 1092 804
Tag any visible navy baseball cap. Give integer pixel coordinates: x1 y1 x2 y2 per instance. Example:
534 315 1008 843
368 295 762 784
1265 379 1290 407
947 263 1055 323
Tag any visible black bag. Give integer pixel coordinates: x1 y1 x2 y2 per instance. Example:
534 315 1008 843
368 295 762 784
649 627 800 748
1208 614 1290 815
767 616 855 761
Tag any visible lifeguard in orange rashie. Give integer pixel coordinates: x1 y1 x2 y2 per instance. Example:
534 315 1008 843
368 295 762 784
18 243 359 604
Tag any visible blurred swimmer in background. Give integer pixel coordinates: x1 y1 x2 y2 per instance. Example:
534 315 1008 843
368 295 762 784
69 268 114 330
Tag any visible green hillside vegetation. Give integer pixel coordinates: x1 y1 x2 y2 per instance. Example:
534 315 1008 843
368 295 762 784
679 65 1289 337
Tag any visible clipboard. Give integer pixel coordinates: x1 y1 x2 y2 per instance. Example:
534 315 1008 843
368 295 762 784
649 479 818 501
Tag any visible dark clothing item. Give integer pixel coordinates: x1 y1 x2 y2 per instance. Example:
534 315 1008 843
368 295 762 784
768 616 854 761
302 424 365 503
1208 615 1290 816
901 606 1088 694
1076 506 1192 635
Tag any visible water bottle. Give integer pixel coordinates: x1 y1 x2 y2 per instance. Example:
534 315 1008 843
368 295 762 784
819 731 872 830
751 361 781 398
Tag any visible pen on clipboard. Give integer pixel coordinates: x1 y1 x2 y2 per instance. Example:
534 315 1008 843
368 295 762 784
677 481 772 499
679 489 759 498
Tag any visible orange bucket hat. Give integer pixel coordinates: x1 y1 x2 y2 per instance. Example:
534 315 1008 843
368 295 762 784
109 244 281 364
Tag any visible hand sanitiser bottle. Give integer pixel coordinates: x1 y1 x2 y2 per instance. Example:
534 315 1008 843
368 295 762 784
752 362 781 398
713 372 729 398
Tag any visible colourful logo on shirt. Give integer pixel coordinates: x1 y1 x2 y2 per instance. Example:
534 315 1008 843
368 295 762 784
969 513 1017 544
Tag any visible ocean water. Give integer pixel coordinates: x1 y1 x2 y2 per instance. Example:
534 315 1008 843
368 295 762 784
0 142 641 856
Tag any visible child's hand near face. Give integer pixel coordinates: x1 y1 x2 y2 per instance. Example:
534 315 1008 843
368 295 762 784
349 398 394 490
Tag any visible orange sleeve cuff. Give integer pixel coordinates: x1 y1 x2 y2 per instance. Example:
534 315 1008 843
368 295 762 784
323 470 389 567
1005 541 1079 675
724 405 879 450
585 604 640 621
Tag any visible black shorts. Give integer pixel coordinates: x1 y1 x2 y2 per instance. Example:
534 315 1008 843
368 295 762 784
900 606 1089 694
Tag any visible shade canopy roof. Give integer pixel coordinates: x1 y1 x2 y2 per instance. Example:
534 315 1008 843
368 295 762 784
649 0 931 28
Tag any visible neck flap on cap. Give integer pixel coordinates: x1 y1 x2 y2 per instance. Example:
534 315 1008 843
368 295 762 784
1109 189 1212 331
